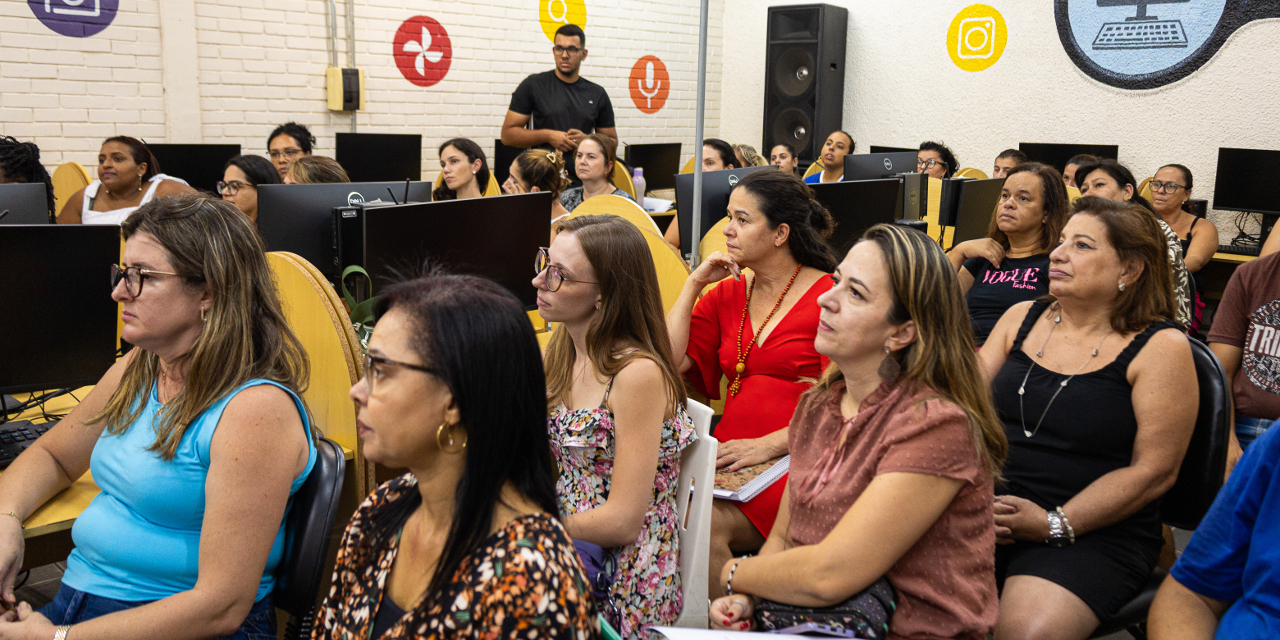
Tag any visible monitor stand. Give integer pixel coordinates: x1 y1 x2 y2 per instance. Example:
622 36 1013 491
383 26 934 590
1 395 19 413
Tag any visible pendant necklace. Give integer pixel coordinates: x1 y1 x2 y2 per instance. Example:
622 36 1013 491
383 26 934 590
729 263 802 396
1019 311 1114 438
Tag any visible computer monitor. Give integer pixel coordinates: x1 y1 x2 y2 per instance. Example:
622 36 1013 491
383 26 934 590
1212 148 1280 215
1 225 120 394
843 152 919 181
809 179 901 255
335 133 423 183
674 165 776 255
359 192 553 308
940 177 1007 250
1018 143 1119 173
869 145 916 154
625 143 682 192
0 183 52 225
491 138 524 187
257 182 431 281
147 143 242 194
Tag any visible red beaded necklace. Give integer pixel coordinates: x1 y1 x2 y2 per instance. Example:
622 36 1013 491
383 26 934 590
729 263 803 396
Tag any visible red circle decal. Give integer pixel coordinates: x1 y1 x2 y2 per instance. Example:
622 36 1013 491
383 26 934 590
629 55 670 114
393 16 452 87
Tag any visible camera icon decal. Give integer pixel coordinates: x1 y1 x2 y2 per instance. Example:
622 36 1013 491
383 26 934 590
28 0 118 37
44 0 100 17
947 4 1007 72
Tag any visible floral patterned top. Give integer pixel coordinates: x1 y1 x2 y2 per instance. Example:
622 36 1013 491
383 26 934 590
548 378 697 639
311 474 597 640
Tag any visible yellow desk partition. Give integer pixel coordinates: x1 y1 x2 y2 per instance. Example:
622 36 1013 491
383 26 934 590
51 162 91 220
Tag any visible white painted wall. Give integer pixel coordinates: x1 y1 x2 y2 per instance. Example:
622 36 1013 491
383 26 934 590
718 1 1280 237
1 0 723 183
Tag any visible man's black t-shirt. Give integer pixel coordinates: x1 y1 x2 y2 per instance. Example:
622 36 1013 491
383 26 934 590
509 71 616 135
963 253 1051 346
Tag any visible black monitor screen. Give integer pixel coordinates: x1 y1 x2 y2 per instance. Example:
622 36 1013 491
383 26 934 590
674 165 776 255
491 138 524 187
361 192 553 308
147 144 242 194
0 225 119 394
336 133 422 183
1213 148 1280 215
945 177 1007 249
810 179 900 255
258 182 431 281
844 152 919 181
869 145 916 154
0 183 52 225
625 143 682 192
1018 143 1119 173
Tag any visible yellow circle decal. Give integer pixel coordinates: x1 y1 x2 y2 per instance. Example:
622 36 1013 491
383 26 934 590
539 0 587 43
947 4 1006 72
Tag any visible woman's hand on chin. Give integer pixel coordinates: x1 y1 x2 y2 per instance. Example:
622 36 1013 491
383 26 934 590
690 251 742 287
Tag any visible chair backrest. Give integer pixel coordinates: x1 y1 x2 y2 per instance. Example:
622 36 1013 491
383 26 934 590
681 157 696 174
611 161 637 199
674 399 718 629
955 167 989 180
1161 338 1230 530
1066 185 1082 202
698 216 730 260
802 160 824 178
274 437 347 640
1137 176 1153 204
565 198 690 313
432 172 500 197
51 162 91 219
571 194 661 235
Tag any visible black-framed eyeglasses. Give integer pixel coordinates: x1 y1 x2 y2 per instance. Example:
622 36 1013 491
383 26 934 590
552 45 582 55
216 180 253 196
110 264 183 298
1149 180 1187 195
917 158 947 171
535 248 598 292
362 353 440 396
268 148 304 160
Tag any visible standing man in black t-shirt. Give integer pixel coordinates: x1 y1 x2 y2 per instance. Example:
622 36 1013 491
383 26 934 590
501 24 618 180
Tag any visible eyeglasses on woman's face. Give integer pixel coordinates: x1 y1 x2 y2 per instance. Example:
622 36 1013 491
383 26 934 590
268 148 304 161
362 353 440 397
534 248 598 292
1148 180 1187 195
917 158 947 171
110 264 183 298
216 180 253 196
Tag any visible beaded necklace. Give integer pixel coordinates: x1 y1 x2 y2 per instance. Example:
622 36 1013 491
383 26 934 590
729 263 803 396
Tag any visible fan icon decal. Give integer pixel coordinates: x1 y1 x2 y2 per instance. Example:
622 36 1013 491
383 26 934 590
393 16 452 87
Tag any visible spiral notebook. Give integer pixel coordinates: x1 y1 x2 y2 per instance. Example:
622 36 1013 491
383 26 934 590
713 455 790 502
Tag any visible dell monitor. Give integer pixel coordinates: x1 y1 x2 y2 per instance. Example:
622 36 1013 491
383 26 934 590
257 181 431 281
809 179 901 255
0 183 53 225
359 192 553 308
147 143 242 194
335 133 423 183
1 225 120 394
940 177 1007 250
843 152 919 181
869 145 917 154
624 143 683 192
674 165 776 256
1018 143 1119 173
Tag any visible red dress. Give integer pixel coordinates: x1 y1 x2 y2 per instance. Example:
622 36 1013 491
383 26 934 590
685 275 832 536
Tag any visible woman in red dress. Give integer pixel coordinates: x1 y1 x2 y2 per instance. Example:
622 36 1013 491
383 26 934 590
666 169 838 598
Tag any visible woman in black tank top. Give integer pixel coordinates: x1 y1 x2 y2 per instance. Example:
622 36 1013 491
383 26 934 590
977 197 1198 640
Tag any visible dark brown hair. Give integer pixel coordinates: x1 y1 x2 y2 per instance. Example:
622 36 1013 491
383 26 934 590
514 149 570 199
987 162 1070 252
575 134 617 175
735 169 837 271
103 136 159 182
434 138 491 200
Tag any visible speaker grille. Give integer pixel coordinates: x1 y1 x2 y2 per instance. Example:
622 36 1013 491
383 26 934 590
771 107 813 153
772 46 815 98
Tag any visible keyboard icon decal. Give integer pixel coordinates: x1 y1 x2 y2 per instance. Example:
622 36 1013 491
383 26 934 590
1093 19 1189 49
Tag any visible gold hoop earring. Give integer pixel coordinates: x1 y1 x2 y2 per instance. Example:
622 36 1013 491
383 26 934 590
436 422 467 454
200 307 206 322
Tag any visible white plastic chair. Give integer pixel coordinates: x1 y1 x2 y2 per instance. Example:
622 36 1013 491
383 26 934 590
674 399 718 628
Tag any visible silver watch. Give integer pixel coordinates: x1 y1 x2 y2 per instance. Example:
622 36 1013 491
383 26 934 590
1046 510 1070 547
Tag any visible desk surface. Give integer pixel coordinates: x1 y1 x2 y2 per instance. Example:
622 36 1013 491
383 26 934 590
1212 251 1256 264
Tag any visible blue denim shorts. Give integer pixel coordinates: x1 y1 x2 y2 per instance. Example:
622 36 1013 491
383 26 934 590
38 583 275 640
1236 416 1278 451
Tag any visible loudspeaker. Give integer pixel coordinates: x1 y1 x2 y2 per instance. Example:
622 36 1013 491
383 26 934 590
763 4 847 167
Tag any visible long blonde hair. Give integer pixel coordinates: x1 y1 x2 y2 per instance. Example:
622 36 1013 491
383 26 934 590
96 194 310 460
543 215 684 415
810 224 1007 477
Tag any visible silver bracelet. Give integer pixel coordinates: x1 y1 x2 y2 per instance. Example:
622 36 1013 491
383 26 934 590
1056 507 1075 544
726 556 747 595
53 625 72 640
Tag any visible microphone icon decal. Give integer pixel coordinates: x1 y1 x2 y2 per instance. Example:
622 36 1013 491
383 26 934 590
629 55 670 114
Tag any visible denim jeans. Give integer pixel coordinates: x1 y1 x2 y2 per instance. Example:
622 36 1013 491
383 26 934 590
38 583 276 640
1236 416 1278 451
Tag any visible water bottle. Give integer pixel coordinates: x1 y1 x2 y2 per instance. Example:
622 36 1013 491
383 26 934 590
632 168 646 207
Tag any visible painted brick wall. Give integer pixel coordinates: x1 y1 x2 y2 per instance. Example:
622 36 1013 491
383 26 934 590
2 0 724 183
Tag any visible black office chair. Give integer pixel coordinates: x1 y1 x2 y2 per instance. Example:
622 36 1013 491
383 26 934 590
1089 338 1229 639
274 437 346 640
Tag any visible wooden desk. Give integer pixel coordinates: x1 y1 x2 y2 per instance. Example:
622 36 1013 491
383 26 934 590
1211 251 1255 265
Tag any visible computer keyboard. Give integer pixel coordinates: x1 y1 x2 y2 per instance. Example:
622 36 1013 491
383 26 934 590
1219 244 1262 257
0 420 50 470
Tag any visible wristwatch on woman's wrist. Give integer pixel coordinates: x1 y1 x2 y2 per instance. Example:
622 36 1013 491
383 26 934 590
1046 509 1071 547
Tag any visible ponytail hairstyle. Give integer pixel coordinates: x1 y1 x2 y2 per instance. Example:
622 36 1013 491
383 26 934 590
103 136 160 182
514 149 570 199
0 136 55 221
434 138 491 201
734 169 837 271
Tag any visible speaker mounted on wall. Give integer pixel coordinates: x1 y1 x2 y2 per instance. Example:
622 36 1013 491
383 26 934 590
763 4 848 168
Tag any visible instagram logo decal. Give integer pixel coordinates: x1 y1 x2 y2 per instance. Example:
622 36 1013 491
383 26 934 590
629 56 669 114
28 0 118 37
947 4 1007 72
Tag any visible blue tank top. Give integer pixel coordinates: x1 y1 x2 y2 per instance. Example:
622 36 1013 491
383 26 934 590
62 379 317 603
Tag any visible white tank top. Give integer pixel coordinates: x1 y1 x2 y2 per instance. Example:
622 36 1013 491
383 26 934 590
81 174 187 225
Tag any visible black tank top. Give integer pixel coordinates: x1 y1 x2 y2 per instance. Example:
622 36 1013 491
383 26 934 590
992 300 1176 543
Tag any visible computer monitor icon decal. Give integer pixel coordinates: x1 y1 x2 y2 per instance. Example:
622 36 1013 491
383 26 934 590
1055 0 1279 89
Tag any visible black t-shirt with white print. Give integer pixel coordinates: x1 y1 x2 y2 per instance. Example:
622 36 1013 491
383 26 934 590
963 254 1051 346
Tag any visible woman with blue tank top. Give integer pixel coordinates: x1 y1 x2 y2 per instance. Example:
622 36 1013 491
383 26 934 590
0 194 315 640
